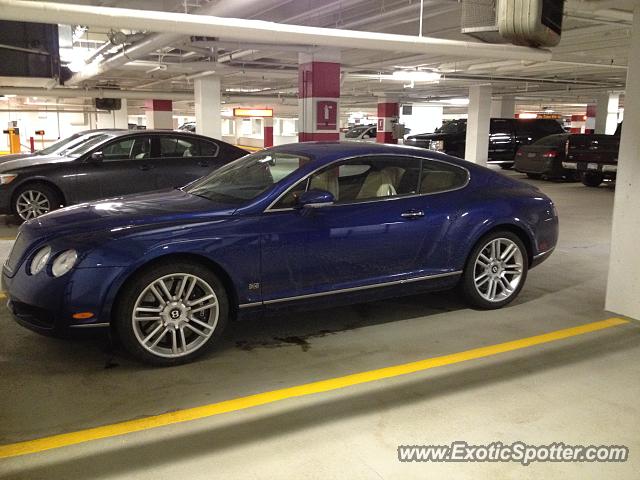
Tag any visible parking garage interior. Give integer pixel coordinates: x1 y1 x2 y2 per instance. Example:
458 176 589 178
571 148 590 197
1 0 640 478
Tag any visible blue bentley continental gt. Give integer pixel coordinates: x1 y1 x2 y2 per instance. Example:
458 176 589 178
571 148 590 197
2 142 558 365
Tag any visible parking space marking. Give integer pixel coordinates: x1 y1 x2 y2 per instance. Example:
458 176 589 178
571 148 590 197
0 317 629 459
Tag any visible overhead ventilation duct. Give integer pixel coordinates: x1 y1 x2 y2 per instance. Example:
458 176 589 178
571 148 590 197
461 0 564 47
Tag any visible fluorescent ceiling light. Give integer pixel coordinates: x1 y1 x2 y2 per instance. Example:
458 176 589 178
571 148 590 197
447 98 469 106
391 70 441 82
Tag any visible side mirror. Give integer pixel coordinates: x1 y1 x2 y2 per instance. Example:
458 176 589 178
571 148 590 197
296 189 335 209
89 151 104 163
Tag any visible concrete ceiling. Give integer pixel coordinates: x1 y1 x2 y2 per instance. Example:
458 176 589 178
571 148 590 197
0 0 635 115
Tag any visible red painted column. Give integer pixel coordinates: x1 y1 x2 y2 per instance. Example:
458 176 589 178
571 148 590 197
376 99 399 144
263 116 274 148
298 51 340 142
570 113 586 134
145 99 173 129
585 104 596 134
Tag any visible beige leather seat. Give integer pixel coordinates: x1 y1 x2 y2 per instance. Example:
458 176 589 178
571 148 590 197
310 170 339 199
420 171 456 194
357 167 405 199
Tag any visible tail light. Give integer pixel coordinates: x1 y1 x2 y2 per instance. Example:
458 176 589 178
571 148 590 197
542 150 558 158
516 150 523 156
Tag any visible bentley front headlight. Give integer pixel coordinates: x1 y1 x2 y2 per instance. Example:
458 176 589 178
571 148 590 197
30 246 51 275
52 249 78 277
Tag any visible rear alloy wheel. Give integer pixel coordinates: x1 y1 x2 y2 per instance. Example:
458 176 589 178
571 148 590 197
581 172 604 187
13 184 61 221
115 261 229 366
500 163 514 170
461 231 528 309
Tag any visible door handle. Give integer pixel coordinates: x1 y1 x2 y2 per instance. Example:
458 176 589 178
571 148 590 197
197 161 210 167
138 164 153 171
401 210 425 219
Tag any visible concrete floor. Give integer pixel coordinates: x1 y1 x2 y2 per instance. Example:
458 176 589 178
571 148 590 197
1 171 639 479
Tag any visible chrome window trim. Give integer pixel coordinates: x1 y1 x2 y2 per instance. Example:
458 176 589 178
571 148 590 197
238 270 463 308
264 153 471 213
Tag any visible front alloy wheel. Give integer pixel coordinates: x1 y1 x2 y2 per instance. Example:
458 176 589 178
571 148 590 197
461 231 528 309
115 261 228 365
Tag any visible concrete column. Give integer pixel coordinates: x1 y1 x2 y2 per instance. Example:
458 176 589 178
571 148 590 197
490 95 515 118
570 114 586 133
263 116 274 147
298 50 340 141
595 93 620 135
194 75 221 139
465 85 492 165
113 98 128 129
145 99 173 129
585 104 596 134
606 6 640 320
376 98 399 144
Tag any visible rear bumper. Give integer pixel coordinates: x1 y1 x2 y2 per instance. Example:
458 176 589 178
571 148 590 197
563 162 617 178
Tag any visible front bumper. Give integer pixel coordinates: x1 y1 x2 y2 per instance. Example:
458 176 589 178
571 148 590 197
3 264 126 336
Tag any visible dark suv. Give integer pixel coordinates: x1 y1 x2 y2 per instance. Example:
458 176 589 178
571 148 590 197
404 118 565 169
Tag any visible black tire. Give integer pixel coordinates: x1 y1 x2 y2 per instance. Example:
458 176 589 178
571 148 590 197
12 182 62 221
500 163 514 170
114 260 229 366
581 172 604 187
460 231 529 310
526 173 542 179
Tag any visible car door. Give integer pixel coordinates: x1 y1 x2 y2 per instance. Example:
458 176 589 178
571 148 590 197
153 134 226 189
259 155 468 302
76 134 158 200
489 119 516 161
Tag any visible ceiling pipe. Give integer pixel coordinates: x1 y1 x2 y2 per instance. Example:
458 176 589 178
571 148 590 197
61 0 288 85
0 1 553 63
0 87 194 101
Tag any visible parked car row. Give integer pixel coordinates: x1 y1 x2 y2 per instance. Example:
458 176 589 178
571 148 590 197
0 129 247 220
404 118 565 169
516 123 622 187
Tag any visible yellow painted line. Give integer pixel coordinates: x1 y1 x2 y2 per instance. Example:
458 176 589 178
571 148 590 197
0 317 629 459
236 144 262 152
0 237 16 241
0 292 5 299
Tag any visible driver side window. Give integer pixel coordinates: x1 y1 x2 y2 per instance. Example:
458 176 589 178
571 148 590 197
102 137 151 161
273 156 422 209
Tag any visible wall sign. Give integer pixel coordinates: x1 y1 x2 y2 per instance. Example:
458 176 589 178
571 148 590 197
316 101 337 130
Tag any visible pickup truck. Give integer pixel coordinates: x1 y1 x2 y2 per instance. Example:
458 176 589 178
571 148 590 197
404 118 565 169
561 123 621 187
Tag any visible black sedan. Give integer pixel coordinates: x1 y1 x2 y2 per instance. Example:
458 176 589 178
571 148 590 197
514 134 578 181
0 130 247 220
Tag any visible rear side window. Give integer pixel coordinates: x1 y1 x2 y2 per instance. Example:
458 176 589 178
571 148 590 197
517 120 564 137
419 160 468 194
490 119 514 136
199 140 220 157
532 134 568 147
159 136 200 158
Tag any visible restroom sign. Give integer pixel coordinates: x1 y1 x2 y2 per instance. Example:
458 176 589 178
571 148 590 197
316 100 337 130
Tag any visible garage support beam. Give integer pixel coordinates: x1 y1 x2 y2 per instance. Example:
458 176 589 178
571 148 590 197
606 6 640 321
490 95 516 119
194 75 222 140
298 50 341 142
465 85 492 165
263 117 274 148
376 98 400 144
595 92 620 134
145 99 173 129
112 98 128 129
